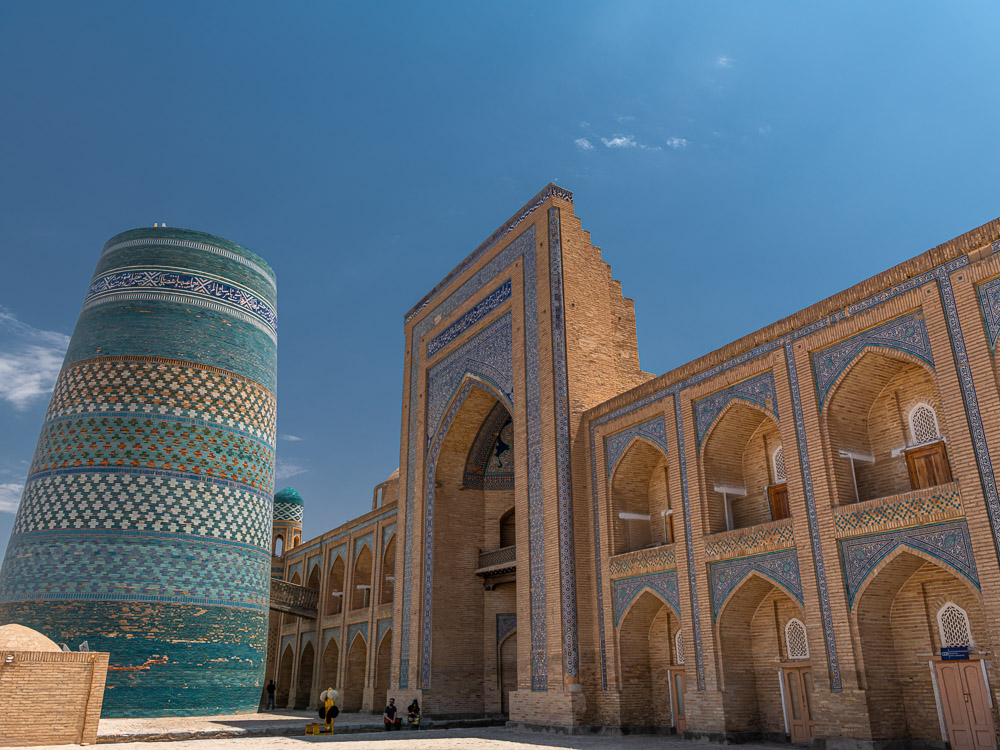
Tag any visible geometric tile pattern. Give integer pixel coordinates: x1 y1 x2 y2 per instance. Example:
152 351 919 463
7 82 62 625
976 276 1000 350
323 626 341 651
709 548 803 620
547 206 580 682
12 473 271 547
694 371 778 445
839 519 980 607
347 621 369 647
0 529 271 611
608 545 676 578
463 402 513 490
497 613 517 644
83 267 278 343
425 311 513 447
377 617 392 647
834 486 963 537
28 414 275 496
704 521 795 559
812 312 934 409
604 415 669 479
427 279 511 358
46 358 277 445
273 502 304 524
612 570 680 626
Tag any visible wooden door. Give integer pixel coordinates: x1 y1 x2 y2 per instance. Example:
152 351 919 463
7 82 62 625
935 660 997 750
768 483 790 521
783 666 814 744
669 668 686 733
906 442 952 490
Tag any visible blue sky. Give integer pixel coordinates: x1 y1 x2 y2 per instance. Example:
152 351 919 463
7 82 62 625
2 1 999 558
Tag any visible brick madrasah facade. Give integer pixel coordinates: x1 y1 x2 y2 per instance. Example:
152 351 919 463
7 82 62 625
4 186 1000 746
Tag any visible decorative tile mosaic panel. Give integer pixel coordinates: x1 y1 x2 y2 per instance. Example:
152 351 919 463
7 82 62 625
463 402 513 490
273 502 304 524
694 371 777 445
354 532 374 557
427 279 511 358
812 312 934 409
323 626 340 651
612 570 680 626
977 276 1000 351
0 529 271 610
834 485 963 536
28 414 275 495
497 613 517 643
83 267 277 342
548 207 580 681
839 519 980 607
607 545 676 578
13 473 271 547
709 549 803 620
47 359 276 445
425 312 513 447
377 617 392 647
347 621 369 646
704 520 795 559
382 524 397 547
604 415 669 479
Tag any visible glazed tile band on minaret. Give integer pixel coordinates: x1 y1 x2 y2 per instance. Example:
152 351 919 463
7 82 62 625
0 228 277 717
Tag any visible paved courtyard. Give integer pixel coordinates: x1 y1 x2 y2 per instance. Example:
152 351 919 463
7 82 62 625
12 725 793 750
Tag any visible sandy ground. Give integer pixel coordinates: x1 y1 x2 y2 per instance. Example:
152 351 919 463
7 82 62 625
12 725 788 750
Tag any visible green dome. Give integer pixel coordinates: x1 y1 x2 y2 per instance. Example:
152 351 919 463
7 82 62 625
274 487 304 505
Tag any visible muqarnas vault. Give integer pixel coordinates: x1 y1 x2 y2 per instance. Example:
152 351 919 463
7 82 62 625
0 228 278 717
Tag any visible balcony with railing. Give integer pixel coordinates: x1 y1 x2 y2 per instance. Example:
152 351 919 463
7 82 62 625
704 517 796 561
834 481 963 539
270 578 319 619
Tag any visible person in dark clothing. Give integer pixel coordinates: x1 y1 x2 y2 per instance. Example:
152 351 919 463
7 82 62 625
265 680 276 710
406 700 421 729
383 698 400 730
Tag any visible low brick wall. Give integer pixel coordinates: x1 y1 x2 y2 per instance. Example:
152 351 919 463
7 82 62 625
0 649 109 747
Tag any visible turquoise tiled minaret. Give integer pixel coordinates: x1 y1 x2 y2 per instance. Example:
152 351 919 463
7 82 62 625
0 227 277 717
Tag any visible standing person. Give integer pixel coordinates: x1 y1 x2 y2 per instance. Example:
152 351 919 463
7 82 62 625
406 700 421 729
265 680 276 711
383 698 400 730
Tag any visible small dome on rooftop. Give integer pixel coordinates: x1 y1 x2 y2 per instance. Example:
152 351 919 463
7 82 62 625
274 487 303 505
0 624 62 652
386 468 399 482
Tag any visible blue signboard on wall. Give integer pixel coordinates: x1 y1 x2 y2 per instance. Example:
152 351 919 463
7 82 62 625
941 646 970 661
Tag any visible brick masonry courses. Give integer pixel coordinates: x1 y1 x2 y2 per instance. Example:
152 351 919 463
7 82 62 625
0 227 278 718
270 191 1000 746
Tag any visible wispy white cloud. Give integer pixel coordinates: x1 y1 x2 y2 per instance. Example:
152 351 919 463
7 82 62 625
275 458 307 481
758 124 773 135
0 482 23 514
574 138 595 151
280 434 303 442
579 120 591 128
666 137 689 149
0 310 69 411
716 55 734 68
602 134 638 149
614 114 635 124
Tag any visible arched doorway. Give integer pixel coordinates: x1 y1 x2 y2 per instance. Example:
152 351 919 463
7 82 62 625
429 387 517 714
499 629 517 715
825 348 949 505
617 590 677 730
342 632 367 712
295 641 315 709
276 644 293 708
701 402 784 533
610 438 673 552
855 548 995 747
352 546 372 610
717 572 812 742
327 556 345 616
374 628 392 709
380 537 396 605
320 637 339 695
